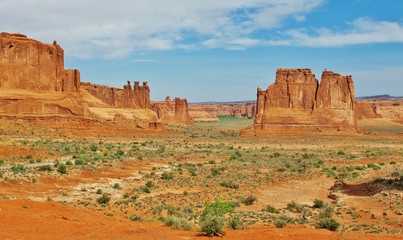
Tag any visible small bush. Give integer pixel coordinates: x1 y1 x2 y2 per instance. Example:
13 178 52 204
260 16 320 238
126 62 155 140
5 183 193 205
165 217 192 231
113 183 121 189
129 215 141 221
228 215 243 230
200 213 226 237
161 172 174 180
274 215 293 228
262 205 280 214
38 165 52 172
337 151 345 155
57 163 67 174
317 218 340 231
242 195 256 206
11 164 26 173
97 193 110 204
319 204 334 219
313 199 325 208
220 180 239 189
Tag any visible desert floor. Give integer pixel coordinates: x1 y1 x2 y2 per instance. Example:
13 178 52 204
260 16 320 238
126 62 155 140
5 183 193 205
0 117 402 239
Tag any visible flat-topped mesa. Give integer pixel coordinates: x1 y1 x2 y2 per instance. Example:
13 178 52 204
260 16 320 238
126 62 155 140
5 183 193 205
0 32 85 116
0 32 80 93
253 68 358 133
81 81 150 109
150 96 194 125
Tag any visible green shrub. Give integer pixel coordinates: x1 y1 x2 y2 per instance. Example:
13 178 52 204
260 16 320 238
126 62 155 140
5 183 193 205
317 218 340 231
75 159 85 165
161 172 174 180
38 165 52 172
274 215 293 228
116 149 124 156
319 204 334 219
97 193 110 204
113 183 121 189
11 164 26 173
57 163 67 174
165 217 192 231
89 144 97 152
228 215 243 230
65 160 73 166
262 205 280 214
200 212 226 237
313 199 325 208
129 215 141 221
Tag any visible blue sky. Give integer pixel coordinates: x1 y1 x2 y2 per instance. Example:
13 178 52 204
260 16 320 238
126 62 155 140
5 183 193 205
1 0 402 101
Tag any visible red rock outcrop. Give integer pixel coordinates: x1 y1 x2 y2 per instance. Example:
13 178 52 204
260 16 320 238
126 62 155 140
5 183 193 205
355 100 382 120
253 68 358 132
0 32 86 116
81 81 150 109
0 32 161 132
151 97 194 125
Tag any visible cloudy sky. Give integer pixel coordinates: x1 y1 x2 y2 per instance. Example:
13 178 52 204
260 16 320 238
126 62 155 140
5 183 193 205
1 0 402 101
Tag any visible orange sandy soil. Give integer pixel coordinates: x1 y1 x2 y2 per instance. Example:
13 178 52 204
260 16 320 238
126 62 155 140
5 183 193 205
1 199 401 240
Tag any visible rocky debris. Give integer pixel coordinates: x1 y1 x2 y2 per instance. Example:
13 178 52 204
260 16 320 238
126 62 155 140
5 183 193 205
151 97 194 125
355 100 382 120
253 68 358 132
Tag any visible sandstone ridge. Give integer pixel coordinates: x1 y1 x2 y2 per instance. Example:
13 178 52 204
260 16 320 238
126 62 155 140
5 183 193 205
253 68 358 133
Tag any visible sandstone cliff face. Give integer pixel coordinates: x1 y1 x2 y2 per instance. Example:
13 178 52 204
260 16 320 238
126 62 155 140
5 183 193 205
81 81 150 109
0 32 85 116
355 100 382 120
254 68 357 132
151 97 194 125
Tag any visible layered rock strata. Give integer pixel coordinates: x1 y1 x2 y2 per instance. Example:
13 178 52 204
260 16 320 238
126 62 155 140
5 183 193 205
254 68 357 132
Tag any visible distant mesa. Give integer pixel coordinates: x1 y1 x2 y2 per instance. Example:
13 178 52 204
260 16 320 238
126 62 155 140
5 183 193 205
245 68 361 134
0 32 193 135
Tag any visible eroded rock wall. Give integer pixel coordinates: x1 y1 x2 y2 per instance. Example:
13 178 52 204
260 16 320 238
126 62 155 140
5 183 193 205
81 81 150 109
254 68 358 132
0 32 85 116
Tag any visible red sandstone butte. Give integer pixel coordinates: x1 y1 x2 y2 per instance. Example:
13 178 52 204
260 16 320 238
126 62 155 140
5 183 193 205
0 32 85 116
151 97 194 125
252 68 358 133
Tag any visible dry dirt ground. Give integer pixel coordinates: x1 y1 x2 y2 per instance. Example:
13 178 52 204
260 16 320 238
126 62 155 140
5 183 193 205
0 117 402 239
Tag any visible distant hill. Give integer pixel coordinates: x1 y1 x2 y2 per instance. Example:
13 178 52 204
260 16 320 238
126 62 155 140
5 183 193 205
357 94 402 100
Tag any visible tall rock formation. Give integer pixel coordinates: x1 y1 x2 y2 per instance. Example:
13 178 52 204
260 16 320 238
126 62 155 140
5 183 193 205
81 81 150 109
151 96 194 125
0 32 85 116
253 68 357 132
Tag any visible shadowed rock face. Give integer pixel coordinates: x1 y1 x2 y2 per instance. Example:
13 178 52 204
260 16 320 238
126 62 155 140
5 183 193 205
355 101 382 120
254 68 358 132
151 96 194 125
0 32 85 116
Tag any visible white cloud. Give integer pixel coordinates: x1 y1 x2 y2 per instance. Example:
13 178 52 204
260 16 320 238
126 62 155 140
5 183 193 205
284 18 403 47
0 0 324 58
